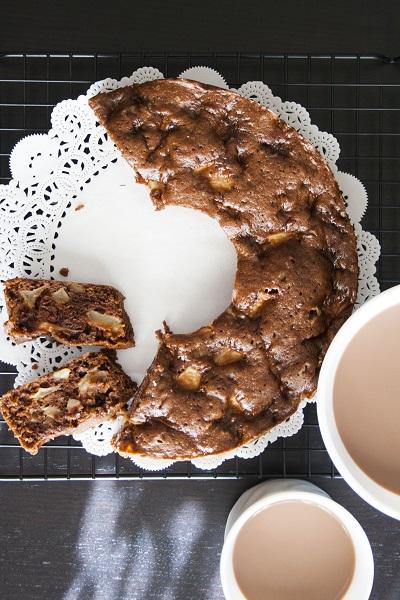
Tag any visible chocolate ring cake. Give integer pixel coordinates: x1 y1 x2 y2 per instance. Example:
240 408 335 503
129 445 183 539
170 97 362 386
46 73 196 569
89 78 358 460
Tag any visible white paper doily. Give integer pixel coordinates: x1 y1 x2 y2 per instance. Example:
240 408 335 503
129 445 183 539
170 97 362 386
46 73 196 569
0 66 380 470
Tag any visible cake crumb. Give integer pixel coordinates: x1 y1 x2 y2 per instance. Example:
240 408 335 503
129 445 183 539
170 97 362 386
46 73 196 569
32 363 38 371
75 203 85 211
59 267 69 277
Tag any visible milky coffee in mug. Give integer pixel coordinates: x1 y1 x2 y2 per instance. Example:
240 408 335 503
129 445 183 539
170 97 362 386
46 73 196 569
334 304 400 495
232 500 355 600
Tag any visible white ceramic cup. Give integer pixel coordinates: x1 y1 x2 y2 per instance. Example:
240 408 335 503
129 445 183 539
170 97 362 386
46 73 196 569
317 285 400 520
220 479 374 600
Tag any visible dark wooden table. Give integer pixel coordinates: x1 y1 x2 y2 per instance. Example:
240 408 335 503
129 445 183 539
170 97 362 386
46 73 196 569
0 479 399 600
1 3 400 599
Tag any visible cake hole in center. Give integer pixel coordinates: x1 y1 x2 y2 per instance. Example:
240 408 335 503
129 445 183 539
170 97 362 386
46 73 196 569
53 160 237 382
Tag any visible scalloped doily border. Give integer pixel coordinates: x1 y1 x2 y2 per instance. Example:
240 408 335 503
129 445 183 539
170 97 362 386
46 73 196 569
0 66 380 470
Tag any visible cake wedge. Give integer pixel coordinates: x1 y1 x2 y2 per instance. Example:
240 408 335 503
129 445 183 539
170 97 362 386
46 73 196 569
0 351 136 454
4 277 134 349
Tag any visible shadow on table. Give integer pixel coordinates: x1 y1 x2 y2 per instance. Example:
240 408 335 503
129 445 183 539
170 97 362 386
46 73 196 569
0 480 250 600
1 479 399 600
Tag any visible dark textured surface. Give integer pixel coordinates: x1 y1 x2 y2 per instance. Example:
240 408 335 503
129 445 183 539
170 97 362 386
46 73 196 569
1 0 399 56
0 480 399 600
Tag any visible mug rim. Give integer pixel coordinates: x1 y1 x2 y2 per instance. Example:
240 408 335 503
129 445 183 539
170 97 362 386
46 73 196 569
317 284 400 520
220 486 374 600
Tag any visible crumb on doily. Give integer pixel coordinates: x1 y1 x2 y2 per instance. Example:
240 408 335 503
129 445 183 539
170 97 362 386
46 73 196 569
59 267 69 277
31 363 38 371
75 203 85 211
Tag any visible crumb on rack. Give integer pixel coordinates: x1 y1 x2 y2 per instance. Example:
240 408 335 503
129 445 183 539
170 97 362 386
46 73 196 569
59 267 69 277
75 203 85 211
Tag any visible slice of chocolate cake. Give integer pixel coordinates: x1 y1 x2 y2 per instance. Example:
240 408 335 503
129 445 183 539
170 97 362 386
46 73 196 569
4 278 134 349
0 351 136 454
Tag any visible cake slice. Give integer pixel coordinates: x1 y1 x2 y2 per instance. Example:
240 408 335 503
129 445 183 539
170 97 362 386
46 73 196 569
0 351 137 454
4 278 134 349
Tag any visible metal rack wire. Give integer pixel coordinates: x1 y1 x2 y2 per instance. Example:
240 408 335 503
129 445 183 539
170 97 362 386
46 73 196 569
0 53 399 480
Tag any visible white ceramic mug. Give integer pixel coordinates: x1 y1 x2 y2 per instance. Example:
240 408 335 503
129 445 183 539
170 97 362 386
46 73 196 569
317 285 400 520
220 479 374 600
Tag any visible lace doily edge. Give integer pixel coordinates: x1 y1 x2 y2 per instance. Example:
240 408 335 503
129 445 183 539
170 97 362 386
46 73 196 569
0 65 382 470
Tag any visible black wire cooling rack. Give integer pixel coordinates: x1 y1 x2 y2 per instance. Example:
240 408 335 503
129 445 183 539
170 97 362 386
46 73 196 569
0 52 399 480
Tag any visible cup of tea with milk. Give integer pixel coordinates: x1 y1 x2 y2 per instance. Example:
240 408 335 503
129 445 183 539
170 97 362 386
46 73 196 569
318 285 400 519
221 285 400 599
220 480 373 600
